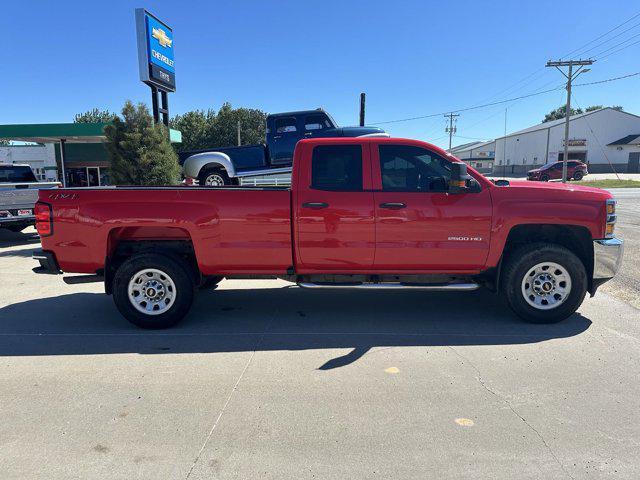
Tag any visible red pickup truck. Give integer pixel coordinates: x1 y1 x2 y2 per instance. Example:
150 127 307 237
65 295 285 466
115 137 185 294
32 137 623 328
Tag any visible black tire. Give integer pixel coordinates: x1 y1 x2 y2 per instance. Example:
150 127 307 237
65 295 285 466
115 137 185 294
112 254 195 329
540 174 550 182
573 171 584 181
198 167 232 186
502 243 587 324
199 276 224 290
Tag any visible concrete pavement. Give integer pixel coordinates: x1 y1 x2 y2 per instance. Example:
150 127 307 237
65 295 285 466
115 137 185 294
0 212 639 479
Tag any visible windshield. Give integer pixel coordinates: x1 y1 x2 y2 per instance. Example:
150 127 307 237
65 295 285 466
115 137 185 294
0 165 38 183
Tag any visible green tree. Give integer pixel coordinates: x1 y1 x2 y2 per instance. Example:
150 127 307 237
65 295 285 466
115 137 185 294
543 105 583 123
104 101 180 186
209 103 267 147
74 108 117 123
170 103 267 152
169 109 215 151
543 104 624 122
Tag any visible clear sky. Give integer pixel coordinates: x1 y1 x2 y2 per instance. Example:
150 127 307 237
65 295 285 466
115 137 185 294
2 0 639 150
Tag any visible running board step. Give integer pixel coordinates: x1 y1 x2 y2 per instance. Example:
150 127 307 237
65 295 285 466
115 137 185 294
296 282 479 291
63 274 104 285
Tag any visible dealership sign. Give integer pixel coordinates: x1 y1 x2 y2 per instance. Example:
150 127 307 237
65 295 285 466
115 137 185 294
563 138 587 147
135 9 175 91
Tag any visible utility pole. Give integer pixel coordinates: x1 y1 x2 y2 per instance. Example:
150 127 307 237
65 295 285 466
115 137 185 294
545 59 594 183
444 113 459 150
502 108 507 179
237 120 241 146
359 92 366 126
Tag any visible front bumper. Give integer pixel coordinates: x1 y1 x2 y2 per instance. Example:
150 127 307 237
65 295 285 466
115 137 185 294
592 237 624 290
32 249 61 274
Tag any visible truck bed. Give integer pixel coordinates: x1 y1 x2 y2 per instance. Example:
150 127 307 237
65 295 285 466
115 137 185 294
39 186 293 275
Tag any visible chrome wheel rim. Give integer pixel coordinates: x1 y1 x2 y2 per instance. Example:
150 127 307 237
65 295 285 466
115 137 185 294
521 262 572 310
128 268 177 316
204 174 225 186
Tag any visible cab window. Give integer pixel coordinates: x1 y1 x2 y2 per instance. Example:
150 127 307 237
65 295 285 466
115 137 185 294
305 114 330 131
379 145 451 192
311 145 363 191
275 117 297 134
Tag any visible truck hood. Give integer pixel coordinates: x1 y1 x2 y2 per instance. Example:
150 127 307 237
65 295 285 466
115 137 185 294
505 180 610 197
338 126 387 137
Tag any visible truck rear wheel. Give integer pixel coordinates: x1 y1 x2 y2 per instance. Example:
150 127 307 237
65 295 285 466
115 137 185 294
113 254 194 329
502 243 587 324
199 167 232 186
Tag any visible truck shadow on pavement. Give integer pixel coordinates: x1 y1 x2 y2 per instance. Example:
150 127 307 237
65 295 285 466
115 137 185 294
0 286 592 369
0 229 40 248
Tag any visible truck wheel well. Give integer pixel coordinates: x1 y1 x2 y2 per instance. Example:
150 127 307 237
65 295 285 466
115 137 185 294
202 162 226 173
105 240 200 295
500 224 593 292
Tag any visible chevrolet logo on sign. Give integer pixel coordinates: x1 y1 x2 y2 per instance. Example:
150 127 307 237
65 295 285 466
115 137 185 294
152 27 172 48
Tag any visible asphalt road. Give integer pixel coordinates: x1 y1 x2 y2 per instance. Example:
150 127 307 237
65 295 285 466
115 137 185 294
0 194 639 479
601 188 640 309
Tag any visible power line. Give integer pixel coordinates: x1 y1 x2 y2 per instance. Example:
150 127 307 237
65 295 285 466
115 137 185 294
370 70 640 125
574 70 640 86
592 30 640 58
597 38 640 60
454 135 491 141
370 85 564 125
576 20 640 57
561 10 640 58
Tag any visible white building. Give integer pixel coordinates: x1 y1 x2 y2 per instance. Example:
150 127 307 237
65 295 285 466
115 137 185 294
493 107 640 174
448 140 495 173
0 144 58 181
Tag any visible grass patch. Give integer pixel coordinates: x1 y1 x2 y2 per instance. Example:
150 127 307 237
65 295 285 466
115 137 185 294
581 179 640 188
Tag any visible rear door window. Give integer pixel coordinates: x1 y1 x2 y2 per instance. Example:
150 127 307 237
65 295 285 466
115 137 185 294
311 145 363 191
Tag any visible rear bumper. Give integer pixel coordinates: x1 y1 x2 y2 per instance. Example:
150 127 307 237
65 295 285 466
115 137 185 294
32 249 61 274
592 238 624 290
0 215 35 225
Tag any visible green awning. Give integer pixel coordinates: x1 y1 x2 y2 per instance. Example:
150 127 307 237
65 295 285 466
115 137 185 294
0 122 181 143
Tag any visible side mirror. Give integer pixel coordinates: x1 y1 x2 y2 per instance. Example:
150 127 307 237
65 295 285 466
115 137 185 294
449 162 473 194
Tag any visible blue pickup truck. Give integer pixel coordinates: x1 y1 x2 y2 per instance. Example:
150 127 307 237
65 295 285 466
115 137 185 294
180 109 386 186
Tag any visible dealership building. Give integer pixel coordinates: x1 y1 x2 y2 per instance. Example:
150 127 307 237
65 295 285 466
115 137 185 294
449 140 496 173
492 107 640 175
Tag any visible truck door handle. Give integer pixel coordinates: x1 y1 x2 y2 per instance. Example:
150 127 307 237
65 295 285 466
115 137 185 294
302 202 329 209
379 202 406 209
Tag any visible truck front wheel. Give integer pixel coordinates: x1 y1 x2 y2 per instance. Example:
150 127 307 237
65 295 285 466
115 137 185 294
113 254 194 329
502 243 587 323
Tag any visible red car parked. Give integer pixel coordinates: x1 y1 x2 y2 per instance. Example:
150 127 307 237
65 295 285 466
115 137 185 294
527 160 588 181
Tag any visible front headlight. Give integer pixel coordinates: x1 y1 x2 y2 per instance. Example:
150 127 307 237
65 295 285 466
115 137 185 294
605 198 616 238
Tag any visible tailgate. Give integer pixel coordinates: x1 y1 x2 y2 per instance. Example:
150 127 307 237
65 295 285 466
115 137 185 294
0 185 40 209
